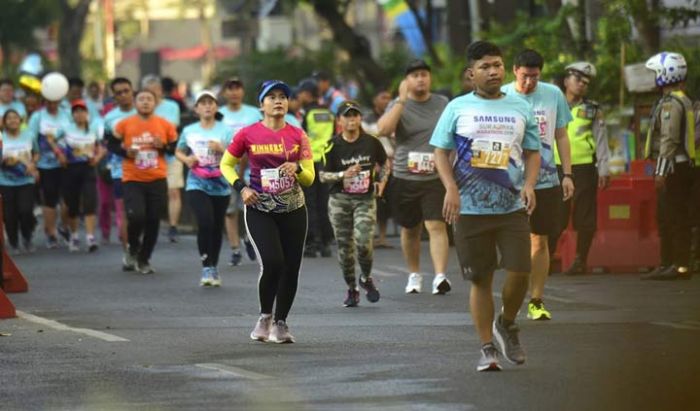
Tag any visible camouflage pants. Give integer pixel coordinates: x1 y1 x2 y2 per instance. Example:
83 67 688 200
328 194 377 288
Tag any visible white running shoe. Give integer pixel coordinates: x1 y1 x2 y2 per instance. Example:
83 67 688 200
432 274 452 295
405 273 423 294
250 315 273 342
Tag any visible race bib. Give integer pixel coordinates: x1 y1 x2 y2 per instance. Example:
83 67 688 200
2 144 31 163
260 168 295 194
535 114 548 139
135 149 159 170
190 138 220 167
343 170 371 194
407 151 435 174
471 139 511 170
66 132 96 158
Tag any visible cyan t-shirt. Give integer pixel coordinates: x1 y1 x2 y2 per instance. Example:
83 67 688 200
177 121 231 196
104 107 137 179
430 92 542 215
0 101 27 119
0 128 38 186
219 105 262 139
60 122 101 164
28 107 71 169
501 82 572 189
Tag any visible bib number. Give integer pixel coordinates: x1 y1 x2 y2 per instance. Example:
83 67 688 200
471 140 511 170
135 149 159 169
407 152 435 174
343 170 371 194
2 146 31 163
261 168 295 194
191 140 220 167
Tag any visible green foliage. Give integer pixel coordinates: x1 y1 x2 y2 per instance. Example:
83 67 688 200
0 0 59 76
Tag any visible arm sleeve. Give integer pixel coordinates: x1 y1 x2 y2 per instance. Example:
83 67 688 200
220 150 242 185
296 132 315 187
593 110 610 176
429 103 457 150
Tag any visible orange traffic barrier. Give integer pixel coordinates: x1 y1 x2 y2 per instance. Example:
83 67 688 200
0 195 29 319
559 161 660 272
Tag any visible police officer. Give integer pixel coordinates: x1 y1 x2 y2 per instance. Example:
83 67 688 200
641 52 695 280
552 62 610 275
297 78 336 257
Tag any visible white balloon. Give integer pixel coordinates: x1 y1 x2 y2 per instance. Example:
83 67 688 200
41 72 69 101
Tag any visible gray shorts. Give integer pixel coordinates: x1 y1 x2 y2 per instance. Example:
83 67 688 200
454 210 531 282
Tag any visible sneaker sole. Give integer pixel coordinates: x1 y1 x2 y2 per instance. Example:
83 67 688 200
527 312 552 321
477 362 503 372
269 337 295 344
405 288 421 294
433 280 451 295
365 290 380 303
492 323 526 365
250 333 268 342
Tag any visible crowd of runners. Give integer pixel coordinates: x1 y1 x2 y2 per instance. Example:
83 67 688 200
1 40 698 370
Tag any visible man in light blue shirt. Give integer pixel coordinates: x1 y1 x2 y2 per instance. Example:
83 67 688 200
142 74 182 242
501 49 574 322
0 79 27 125
431 41 541 372
218 77 262 266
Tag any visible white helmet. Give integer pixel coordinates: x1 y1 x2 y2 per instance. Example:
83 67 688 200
645 52 687 87
566 61 597 79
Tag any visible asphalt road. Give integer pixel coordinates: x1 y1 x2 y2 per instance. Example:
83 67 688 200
2 233 699 411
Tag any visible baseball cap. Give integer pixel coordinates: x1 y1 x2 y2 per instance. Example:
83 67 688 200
337 100 362 116
258 80 291 103
405 59 431 75
71 99 87 111
194 90 218 105
224 77 243 88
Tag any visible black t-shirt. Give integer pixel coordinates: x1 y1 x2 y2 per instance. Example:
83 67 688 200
323 132 387 197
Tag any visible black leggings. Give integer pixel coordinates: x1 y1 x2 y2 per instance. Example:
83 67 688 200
188 190 229 267
0 184 36 247
123 179 168 264
62 163 98 218
245 206 307 322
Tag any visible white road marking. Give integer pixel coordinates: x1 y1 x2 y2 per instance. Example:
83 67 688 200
651 321 700 331
372 269 399 278
195 363 273 380
16 310 129 342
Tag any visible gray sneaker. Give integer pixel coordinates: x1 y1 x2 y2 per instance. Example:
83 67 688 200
250 315 273 342
122 252 136 271
493 315 526 365
269 320 295 344
477 343 502 372
137 261 155 275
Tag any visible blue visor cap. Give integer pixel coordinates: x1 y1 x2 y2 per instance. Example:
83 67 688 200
258 80 292 103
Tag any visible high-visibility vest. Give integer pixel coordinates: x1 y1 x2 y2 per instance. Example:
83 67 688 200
644 90 697 165
555 101 598 165
304 108 335 162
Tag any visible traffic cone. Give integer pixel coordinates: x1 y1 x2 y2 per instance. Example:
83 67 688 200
0 287 16 319
2 251 28 293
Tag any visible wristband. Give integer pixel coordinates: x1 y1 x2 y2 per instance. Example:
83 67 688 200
232 179 248 193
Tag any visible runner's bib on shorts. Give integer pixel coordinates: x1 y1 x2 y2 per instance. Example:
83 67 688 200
470 139 511 170
260 168 295 194
343 170 371 194
407 151 435 174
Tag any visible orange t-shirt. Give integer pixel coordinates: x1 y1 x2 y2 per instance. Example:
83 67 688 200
114 115 178 183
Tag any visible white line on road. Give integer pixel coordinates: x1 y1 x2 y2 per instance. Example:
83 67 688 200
16 310 130 342
651 321 700 331
195 363 273 380
372 269 399 278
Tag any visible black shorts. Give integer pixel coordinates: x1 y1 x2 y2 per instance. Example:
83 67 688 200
61 163 97 218
390 177 445 228
454 210 531 282
529 186 562 235
38 167 62 208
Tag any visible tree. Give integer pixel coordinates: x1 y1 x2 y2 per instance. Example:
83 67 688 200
57 0 93 77
0 0 58 76
307 0 390 90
